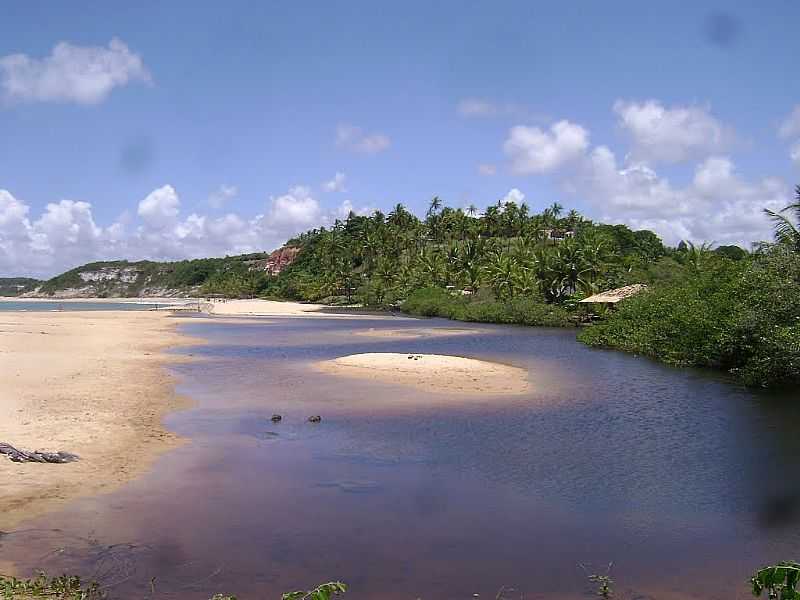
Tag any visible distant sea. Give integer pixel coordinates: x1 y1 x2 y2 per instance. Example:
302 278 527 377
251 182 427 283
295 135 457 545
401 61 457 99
0 300 172 312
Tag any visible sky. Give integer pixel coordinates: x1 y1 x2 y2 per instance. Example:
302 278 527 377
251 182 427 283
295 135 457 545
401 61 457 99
1 1 799 277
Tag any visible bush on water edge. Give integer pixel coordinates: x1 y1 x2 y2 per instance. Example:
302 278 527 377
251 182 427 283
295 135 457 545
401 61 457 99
577 246 800 388
401 286 572 327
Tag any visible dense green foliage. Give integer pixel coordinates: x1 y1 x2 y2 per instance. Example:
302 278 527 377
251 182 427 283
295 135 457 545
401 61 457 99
579 246 800 387
0 277 41 296
265 199 673 307
402 287 571 326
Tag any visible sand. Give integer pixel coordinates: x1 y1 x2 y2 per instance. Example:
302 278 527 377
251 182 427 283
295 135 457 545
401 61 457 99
0 311 194 530
354 327 479 339
206 299 325 316
315 352 530 395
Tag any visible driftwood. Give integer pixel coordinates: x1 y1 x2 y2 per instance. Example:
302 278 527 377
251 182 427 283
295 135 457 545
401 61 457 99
0 442 79 464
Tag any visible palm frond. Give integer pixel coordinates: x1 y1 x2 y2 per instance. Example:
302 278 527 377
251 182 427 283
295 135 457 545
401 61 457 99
764 207 800 248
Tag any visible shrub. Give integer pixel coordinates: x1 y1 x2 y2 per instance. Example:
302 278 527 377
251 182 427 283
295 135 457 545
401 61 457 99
579 247 800 388
401 287 571 327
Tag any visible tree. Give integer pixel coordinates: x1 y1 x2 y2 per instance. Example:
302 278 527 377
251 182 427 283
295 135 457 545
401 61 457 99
764 184 800 251
427 195 443 217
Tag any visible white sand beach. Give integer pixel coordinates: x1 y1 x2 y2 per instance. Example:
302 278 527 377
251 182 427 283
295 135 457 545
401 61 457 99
315 352 530 395
0 311 194 529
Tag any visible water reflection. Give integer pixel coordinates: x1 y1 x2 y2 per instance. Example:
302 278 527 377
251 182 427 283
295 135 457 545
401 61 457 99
1 317 798 599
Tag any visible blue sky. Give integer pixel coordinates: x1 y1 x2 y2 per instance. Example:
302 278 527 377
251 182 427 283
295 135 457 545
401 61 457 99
1 0 799 276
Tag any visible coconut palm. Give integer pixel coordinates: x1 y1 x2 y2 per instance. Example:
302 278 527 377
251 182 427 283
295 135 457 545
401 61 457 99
764 185 800 251
427 196 443 217
485 251 517 300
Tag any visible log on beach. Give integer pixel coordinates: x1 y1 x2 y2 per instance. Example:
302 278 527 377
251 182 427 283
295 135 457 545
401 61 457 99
0 442 79 464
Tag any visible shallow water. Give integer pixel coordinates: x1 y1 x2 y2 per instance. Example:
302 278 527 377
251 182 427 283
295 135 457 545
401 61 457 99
0 300 177 311
2 316 799 599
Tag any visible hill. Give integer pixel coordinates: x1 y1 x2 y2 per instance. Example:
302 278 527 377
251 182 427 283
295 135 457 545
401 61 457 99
26 248 300 298
0 277 42 297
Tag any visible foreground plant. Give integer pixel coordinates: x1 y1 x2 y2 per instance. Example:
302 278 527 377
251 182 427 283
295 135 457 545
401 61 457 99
0 573 102 600
751 562 800 599
1 573 346 600
210 582 347 600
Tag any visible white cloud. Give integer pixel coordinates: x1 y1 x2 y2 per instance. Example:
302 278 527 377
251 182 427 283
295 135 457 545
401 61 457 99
574 148 788 246
322 172 347 192
458 98 499 118
457 98 535 119
0 183 365 277
336 124 391 154
779 105 800 139
791 141 800 167
502 188 525 205
208 184 238 209
137 184 180 229
266 186 320 229
335 199 374 220
504 120 589 174
613 99 732 163
477 163 497 176
0 38 151 105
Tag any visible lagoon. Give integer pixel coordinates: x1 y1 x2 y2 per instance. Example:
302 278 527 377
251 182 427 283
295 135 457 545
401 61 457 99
2 316 798 599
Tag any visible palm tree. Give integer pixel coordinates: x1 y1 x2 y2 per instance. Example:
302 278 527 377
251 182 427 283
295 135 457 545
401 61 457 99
681 241 714 272
764 185 800 251
548 202 564 219
427 196 443 217
466 204 478 218
485 251 517 300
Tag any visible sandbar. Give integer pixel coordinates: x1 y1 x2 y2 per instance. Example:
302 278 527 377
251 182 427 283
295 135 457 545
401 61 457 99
315 352 529 395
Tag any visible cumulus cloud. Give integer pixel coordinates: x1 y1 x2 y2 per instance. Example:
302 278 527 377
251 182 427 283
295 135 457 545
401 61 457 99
477 163 497 176
336 124 391 154
137 184 180 229
574 148 787 246
335 199 375 220
504 120 589 174
0 38 151 105
613 100 732 163
266 186 320 229
502 188 525 205
208 184 238 209
779 106 800 139
322 172 347 192
0 183 360 277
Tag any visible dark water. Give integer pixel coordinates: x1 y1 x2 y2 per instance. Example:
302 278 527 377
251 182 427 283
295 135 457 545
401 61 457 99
0 301 172 311
2 316 799 599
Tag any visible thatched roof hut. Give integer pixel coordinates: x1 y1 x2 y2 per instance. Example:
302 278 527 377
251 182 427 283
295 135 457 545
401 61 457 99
579 284 647 304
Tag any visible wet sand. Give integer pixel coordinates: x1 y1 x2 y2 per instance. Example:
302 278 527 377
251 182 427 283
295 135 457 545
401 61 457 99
315 352 530 395
354 327 479 339
0 311 195 530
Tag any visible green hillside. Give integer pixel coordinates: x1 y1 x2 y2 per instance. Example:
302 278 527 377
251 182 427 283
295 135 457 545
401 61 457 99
0 277 42 296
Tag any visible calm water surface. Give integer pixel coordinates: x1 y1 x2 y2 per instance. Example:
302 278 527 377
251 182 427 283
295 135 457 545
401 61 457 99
2 316 799 599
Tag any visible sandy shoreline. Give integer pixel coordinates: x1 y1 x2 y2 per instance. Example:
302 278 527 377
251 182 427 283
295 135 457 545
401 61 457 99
316 352 530 395
0 311 196 530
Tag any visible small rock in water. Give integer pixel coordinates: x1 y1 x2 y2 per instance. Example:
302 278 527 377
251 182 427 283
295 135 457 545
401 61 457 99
271 414 282 423
308 415 322 423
